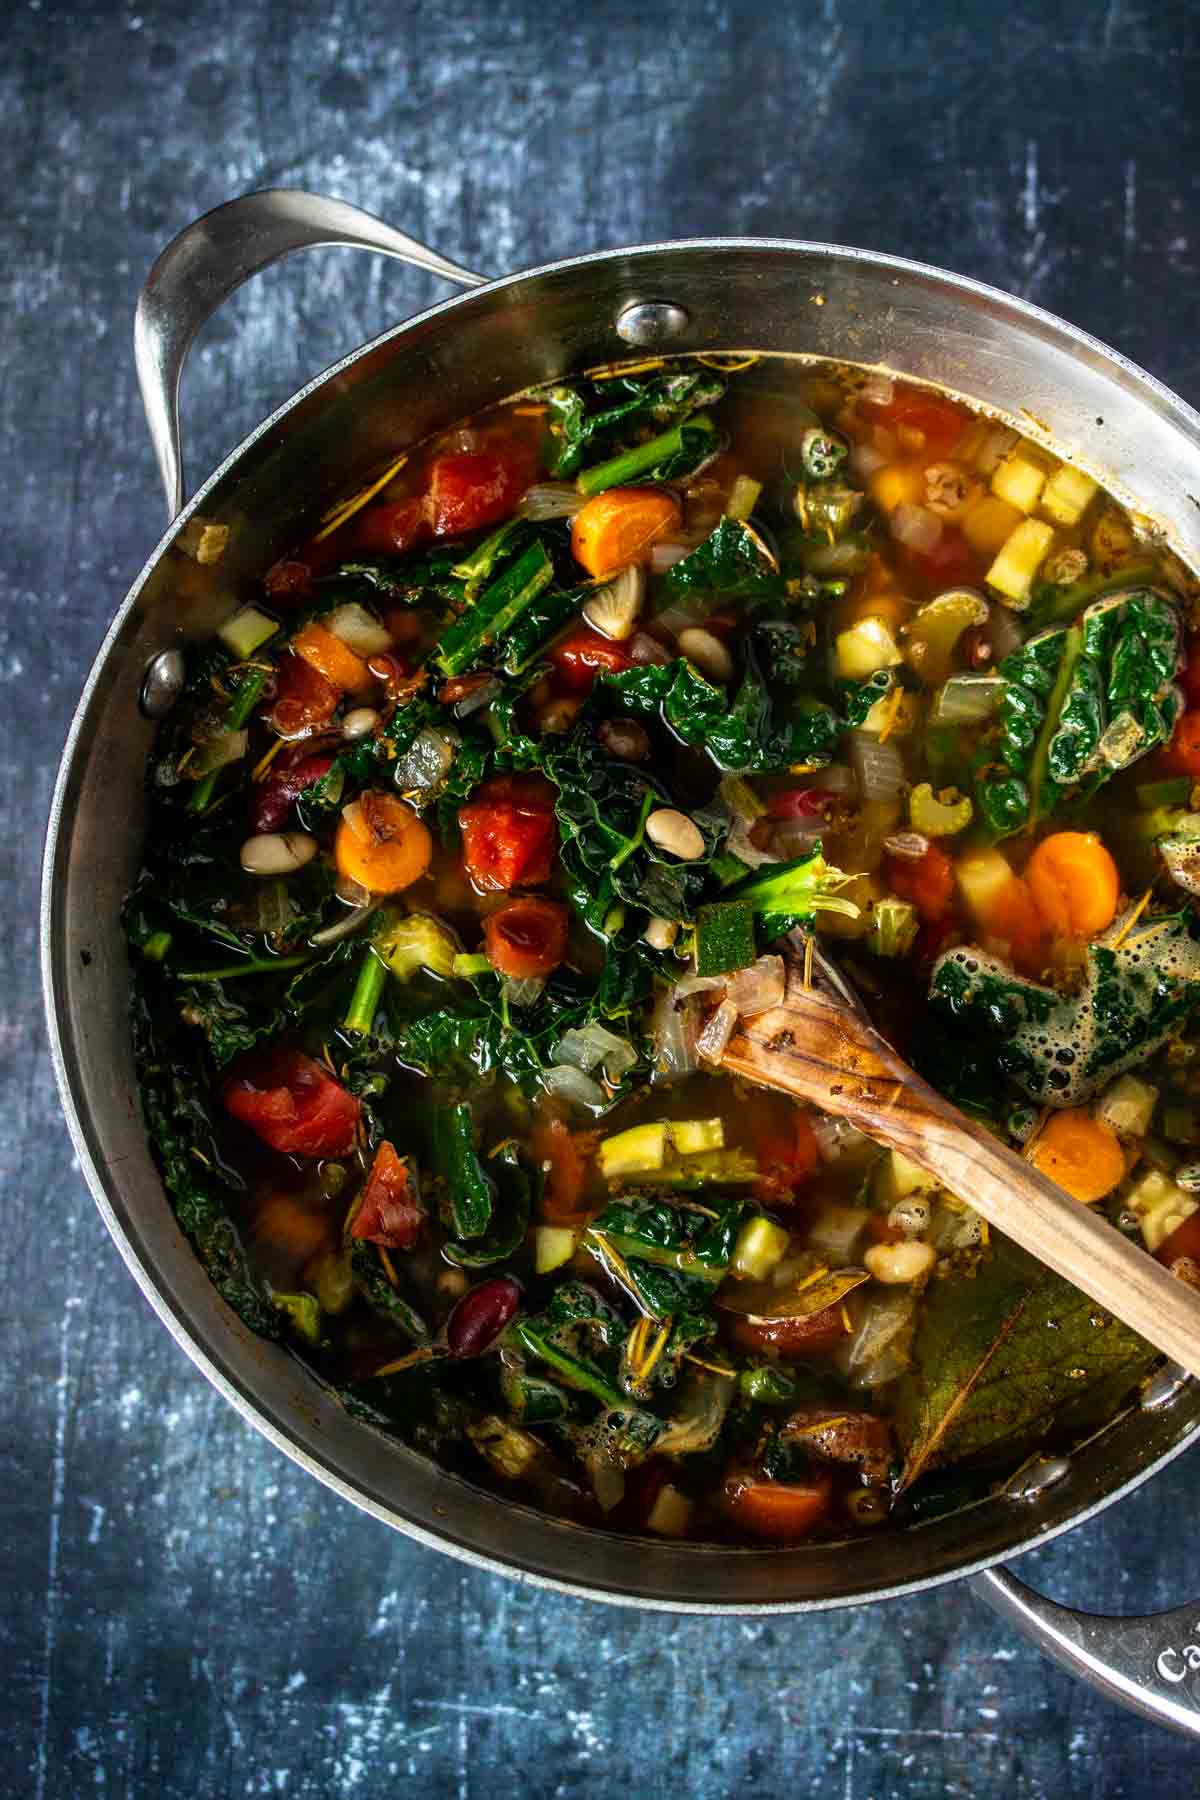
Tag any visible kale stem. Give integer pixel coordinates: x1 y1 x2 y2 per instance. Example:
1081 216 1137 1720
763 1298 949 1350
187 665 272 815
576 416 712 498
174 951 310 982
609 789 655 872
342 945 388 1035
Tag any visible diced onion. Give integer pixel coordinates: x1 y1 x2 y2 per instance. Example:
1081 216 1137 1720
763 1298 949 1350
974 424 1019 476
582 565 645 641
727 818 779 869
649 543 691 574
849 441 887 480
335 872 372 908
859 374 895 406
652 604 703 640
806 763 856 796
848 730 906 803
673 974 726 1001
191 728 248 775
844 1291 916 1388
807 1204 870 1264
453 677 501 719
310 902 379 947
629 631 673 666
518 482 584 521
326 602 393 657
555 1023 637 1076
542 1064 608 1110
770 819 824 861
891 502 943 555
393 725 456 794
984 603 1024 663
502 974 547 1009
726 955 785 1018
697 997 739 1063
649 987 700 1081
932 675 1004 726
883 831 931 861
811 1114 876 1165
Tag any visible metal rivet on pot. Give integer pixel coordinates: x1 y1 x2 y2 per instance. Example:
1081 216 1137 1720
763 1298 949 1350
139 648 186 719
1005 1455 1071 1501
615 301 690 348
1141 1363 1191 1411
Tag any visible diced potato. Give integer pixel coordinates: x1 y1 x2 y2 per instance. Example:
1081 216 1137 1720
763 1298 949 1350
836 616 903 680
646 1484 694 1538
955 847 1015 921
1094 1074 1158 1141
869 461 925 514
961 493 1025 558
986 518 1056 605
991 445 1052 514
730 1215 791 1281
1040 464 1099 527
534 1226 579 1275
873 1149 939 1208
668 1118 725 1155
598 1122 669 1179
1123 1169 1198 1252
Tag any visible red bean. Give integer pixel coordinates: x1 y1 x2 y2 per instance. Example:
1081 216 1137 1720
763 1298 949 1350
445 1276 521 1359
249 748 335 833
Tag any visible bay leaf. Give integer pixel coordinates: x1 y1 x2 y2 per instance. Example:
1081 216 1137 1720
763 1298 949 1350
892 1234 1158 1489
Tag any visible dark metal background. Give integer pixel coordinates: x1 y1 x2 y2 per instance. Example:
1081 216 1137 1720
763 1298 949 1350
6 0 1200 1792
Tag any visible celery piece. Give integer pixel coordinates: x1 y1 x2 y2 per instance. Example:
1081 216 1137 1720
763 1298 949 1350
433 542 554 676
217 604 279 660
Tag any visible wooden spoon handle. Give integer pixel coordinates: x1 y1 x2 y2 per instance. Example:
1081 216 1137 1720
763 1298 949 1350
722 978 1200 1380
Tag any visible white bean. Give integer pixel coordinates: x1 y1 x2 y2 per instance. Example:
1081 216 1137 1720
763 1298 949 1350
645 808 705 861
864 1240 937 1285
677 627 734 684
643 916 680 951
240 832 319 876
342 706 380 740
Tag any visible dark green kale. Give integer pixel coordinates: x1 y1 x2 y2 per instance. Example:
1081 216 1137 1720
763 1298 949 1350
349 1241 430 1343
444 1140 536 1268
658 517 785 605
431 1102 495 1239
541 369 725 479
595 655 840 775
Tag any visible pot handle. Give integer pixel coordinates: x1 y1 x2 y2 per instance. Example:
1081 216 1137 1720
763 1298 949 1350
971 1566 1200 1736
134 187 488 518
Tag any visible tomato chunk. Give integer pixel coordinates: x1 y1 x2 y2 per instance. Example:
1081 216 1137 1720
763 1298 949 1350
428 447 532 537
548 626 635 695
266 652 340 739
885 843 956 924
349 1142 425 1249
753 1114 820 1204
729 1301 850 1358
1163 710 1200 778
1181 639 1200 710
483 897 569 979
350 497 431 558
249 746 336 834
859 384 970 459
223 1050 360 1157
724 1471 833 1543
1155 1212 1200 1277
458 775 558 891
530 1120 599 1223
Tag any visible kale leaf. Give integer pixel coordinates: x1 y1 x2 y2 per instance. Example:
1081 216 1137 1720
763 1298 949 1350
541 369 725 479
596 655 840 774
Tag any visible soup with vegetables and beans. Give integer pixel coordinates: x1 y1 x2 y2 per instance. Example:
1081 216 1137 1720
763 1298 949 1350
128 354 1200 1545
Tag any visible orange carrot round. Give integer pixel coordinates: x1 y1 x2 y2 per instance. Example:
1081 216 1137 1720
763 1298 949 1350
723 1473 833 1543
1026 831 1119 939
335 791 432 894
570 487 682 578
1027 1109 1126 1204
482 897 568 979
291 621 374 694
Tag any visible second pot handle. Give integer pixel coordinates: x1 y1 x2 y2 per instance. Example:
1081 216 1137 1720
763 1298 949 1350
971 1565 1200 1737
134 187 488 518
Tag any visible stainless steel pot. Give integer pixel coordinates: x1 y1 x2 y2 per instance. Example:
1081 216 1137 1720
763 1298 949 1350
41 189 1200 1733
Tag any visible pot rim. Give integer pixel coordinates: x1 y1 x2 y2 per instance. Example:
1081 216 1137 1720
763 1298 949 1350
42 231 1200 1611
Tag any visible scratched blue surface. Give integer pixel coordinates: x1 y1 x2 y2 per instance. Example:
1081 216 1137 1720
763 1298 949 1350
5 0 1200 1793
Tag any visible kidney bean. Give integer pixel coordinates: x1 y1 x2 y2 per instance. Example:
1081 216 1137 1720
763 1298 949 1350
445 1276 521 1359
249 748 336 833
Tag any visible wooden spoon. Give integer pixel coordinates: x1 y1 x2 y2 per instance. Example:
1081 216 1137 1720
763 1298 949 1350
720 951 1200 1380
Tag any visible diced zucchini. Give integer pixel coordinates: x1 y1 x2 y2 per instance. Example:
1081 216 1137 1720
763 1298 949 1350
986 518 1056 604
695 901 757 976
730 1215 791 1281
217 604 279 659
955 847 1014 921
598 1122 670 1179
1094 1074 1159 1141
326 601 394 656
726 475 762 521
273 1291 321 1344
646 1484 694 1538
836 616 903 680
873 1150 938 1209
534 1226 579 1275
866 896 918 958
648 1149 760 1188
1040 464 1098 527
961 494 1024 557
668 1118 726 1155
1123 1168 1198 1252
909 783 973 838
375 913 459 980
991 445 1051 514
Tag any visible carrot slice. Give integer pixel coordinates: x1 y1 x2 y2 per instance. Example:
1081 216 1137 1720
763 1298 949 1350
482 897 568 979
531 1119 600 1223
1026 831 1120 939
570 487 682 578
724 1473 833 1543
335 790 432 894
292 621 374 695
1027 1109 1126 1204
